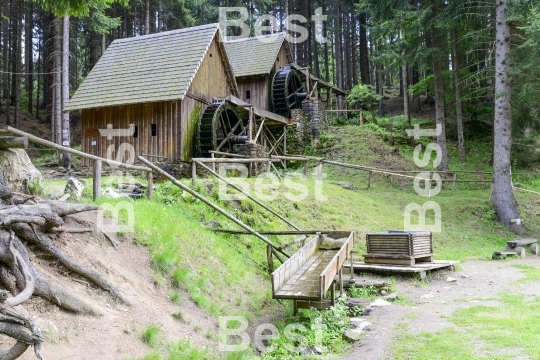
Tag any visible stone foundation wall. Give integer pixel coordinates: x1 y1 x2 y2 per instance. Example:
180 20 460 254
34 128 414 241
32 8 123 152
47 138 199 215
302 99 321 147
233 143 269 176
290 108 311 155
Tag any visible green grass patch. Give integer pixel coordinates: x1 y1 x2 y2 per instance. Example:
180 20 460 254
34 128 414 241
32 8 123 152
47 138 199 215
391 292 540 359
141 325 161 349
347 285 379 299
513 264 540 283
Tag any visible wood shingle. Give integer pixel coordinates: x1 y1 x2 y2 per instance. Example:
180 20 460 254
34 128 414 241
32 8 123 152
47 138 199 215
65 23 226 111
224 33 288 77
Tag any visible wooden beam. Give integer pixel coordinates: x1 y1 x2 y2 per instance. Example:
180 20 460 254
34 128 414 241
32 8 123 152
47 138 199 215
0 136 28 149
209 150 249 158
3 126 151 172
214 230 331 235
191 157 280 164
194 160 300 230
138 156 290 258
253 118 265 143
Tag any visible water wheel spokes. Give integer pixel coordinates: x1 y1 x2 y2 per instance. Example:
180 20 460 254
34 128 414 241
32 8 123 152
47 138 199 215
196 102 247 157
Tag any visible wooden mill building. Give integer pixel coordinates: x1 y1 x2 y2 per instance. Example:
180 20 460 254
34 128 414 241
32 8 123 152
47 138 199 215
64 23 238 165
224 33 292 111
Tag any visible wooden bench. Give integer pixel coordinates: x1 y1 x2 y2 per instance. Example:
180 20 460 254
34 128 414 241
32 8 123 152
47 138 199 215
271 231 354 314
492 238 538 259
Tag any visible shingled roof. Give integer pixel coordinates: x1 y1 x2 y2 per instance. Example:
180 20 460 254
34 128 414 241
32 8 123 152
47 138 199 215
224 33 289 77
65 23 230 111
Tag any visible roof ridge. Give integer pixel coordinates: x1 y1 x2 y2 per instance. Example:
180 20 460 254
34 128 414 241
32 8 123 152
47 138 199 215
224 32 286 43
113 23 219 43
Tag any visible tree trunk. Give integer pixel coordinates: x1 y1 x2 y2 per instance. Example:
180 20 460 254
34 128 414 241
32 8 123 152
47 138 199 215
359 12 370 84
403 62 410 125
2 0 9 107
377 62 383 115
452 28 466 162
145 0 150 35
352 15 359 87
25 1 34 116
493 0 522 234
53 18 62 149
61 13 72 168
431 2 449 171
158 0 163 32
13 0 22 129
5 0 13 125
323 8 329 82
336 10 344 110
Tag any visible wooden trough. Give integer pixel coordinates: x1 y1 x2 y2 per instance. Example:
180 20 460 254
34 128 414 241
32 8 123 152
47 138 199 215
364 230 433 266
271 231 354 313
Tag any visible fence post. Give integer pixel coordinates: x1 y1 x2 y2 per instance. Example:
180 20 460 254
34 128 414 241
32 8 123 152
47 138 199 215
192 162 197 188
93 159 102 200
147 171 153 200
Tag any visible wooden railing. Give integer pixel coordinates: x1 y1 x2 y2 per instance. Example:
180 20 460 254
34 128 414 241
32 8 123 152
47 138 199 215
1 126 153 200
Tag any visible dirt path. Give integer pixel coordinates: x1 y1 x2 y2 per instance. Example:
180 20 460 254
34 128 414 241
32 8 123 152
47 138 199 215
339 256 540 360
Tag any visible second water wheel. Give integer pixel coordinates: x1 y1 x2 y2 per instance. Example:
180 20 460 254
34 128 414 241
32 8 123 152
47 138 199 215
270 66 308 118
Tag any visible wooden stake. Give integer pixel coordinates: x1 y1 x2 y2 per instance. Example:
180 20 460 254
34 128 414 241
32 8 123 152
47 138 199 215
93 159 102 200
192 162 197 188
147 171 153 200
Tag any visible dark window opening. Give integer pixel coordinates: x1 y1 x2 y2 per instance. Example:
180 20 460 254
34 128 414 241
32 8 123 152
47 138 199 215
209 53 213 57
151 124 157 136
133 126 138 138
246 90 251 99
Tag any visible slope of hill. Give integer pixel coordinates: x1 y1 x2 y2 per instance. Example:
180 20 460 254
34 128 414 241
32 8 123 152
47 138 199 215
23 121 540 360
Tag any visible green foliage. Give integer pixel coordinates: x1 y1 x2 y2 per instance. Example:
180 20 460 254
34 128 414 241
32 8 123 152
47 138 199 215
27 180 43 196
35 0 127 17
347 285 378 299
347 84 381 110
141 325 161 349
167 340 213 360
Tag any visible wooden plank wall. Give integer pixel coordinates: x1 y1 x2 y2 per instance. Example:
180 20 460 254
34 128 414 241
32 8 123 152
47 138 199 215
187 35 232 102
273 43 291 72
235 43 292 112
236 75 269 110
81 100 181 166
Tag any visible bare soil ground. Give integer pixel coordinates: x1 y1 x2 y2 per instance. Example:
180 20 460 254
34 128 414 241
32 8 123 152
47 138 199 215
340 256 540 360
10 210 218 360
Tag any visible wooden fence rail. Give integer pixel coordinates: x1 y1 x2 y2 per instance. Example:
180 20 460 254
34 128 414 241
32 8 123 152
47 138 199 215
1 126 153 200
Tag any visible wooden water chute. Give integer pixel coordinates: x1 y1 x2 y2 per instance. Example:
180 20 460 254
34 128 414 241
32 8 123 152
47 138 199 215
271 231 354 314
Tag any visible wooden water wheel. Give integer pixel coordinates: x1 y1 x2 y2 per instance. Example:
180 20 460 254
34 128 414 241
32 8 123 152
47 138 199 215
270 66 308 118
195 102 247 157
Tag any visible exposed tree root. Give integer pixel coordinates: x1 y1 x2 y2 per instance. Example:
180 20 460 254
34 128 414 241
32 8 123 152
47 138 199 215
0 170 130 358
14 224 131 305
